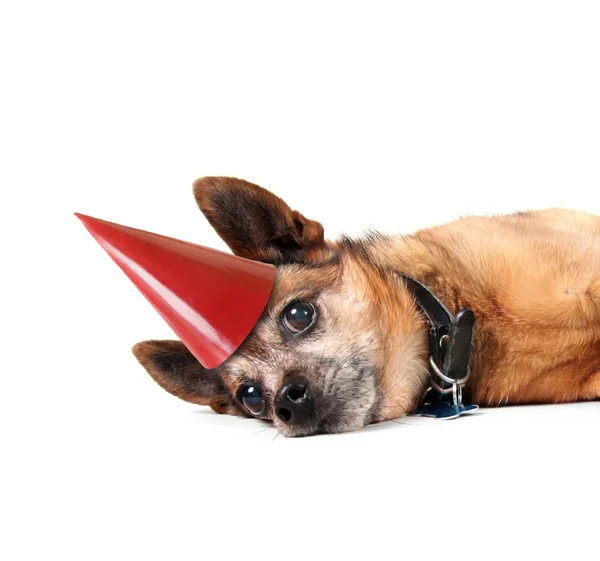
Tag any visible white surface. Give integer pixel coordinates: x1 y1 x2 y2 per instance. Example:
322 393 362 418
1 2 599 560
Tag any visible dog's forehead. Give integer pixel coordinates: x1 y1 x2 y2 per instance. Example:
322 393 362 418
267 261 342 304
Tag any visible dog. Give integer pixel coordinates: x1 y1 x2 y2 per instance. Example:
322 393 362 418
132 176 600 436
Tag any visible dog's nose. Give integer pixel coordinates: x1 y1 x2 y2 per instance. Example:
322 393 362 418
275 375 313 425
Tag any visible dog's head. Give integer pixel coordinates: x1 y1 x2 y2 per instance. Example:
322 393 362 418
133 177 429 436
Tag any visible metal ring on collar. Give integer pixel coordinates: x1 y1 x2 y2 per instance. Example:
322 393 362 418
452 382 462 406
429 355 471 386
430 377 453 395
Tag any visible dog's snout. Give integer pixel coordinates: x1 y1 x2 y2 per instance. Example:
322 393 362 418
275 375 313 425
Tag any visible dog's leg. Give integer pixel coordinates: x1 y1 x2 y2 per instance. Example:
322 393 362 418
581 371 600 401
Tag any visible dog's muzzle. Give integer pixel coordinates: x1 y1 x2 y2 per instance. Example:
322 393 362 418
275 375 314 427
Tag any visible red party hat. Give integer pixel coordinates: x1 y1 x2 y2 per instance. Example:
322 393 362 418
76 214 275 369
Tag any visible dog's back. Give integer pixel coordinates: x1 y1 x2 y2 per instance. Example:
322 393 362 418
368 208 600 405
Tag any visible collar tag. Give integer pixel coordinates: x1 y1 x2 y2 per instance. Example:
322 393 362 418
409 402 479 420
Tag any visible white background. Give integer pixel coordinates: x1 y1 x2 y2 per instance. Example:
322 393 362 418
1 2 599 560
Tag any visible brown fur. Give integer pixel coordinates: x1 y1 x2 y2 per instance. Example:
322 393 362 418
366 209 600 409
132 177 600 436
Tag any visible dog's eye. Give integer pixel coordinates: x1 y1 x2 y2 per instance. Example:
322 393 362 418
239 385 265 416
283 301 316 334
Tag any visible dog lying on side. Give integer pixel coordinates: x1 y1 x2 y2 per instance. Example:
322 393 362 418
132 177 600 437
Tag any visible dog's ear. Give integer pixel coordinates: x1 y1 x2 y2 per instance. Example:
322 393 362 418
132 340 233 414
193 176 327 264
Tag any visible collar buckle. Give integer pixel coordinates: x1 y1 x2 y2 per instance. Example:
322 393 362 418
399 274 480 420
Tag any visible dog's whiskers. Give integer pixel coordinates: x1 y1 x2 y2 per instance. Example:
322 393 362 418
246 424 275 438
389 418 411 426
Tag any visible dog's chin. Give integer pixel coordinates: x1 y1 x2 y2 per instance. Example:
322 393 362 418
275 421 365 438
274 409 371 438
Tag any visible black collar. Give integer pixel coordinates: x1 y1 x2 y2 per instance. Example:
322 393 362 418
399 274 478 419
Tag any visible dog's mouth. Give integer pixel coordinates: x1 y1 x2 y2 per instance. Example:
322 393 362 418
275 417 361 438
271 360 380 436
273 395 377 438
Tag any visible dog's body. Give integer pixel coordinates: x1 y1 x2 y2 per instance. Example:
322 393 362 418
133 178 600 436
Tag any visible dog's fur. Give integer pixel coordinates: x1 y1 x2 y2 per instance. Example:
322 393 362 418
133 177 600 436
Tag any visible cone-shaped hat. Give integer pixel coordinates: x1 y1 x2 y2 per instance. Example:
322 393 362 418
76 214 276 369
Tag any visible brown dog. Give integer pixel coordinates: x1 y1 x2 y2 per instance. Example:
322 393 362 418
132 177 600 436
